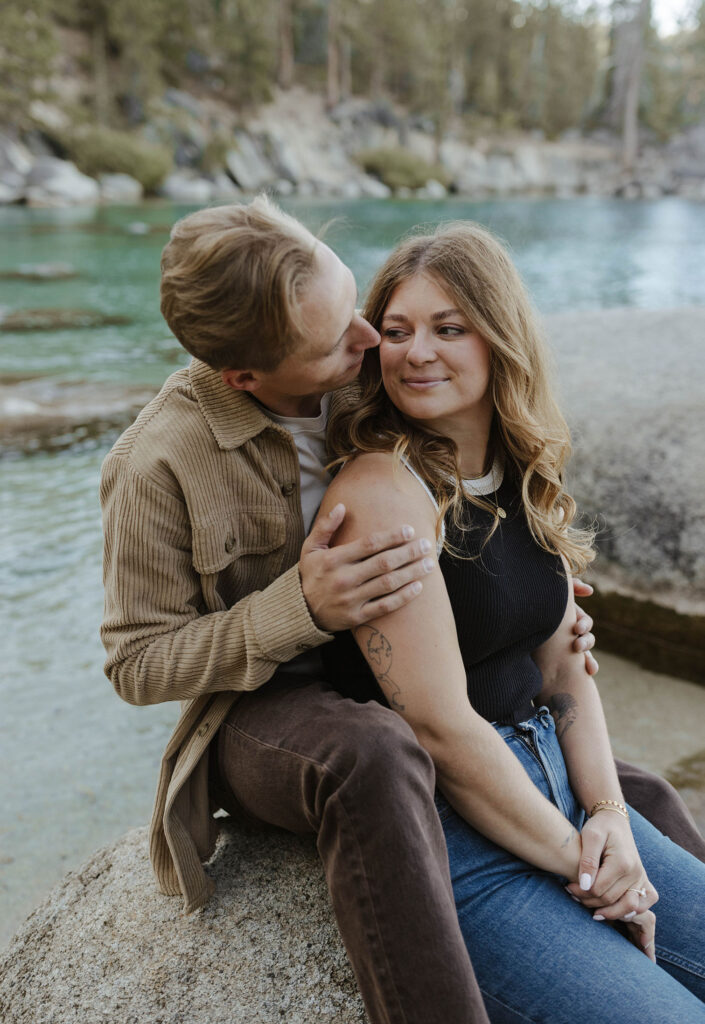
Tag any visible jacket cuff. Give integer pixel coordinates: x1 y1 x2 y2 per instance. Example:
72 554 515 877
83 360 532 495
249 563 333 663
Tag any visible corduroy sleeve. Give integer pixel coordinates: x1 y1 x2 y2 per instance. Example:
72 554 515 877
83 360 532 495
100 453 331 706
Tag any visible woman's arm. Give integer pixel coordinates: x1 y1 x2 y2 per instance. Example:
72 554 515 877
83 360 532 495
533 572 658 921
319 454 584 880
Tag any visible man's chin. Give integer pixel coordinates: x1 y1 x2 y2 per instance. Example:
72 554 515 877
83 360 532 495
331 362 363 390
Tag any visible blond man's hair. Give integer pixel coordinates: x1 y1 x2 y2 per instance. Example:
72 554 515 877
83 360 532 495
160 195 318 371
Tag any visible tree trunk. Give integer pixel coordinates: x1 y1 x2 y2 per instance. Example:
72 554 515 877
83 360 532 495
326 0 340 108
92 14 111 125
622 0 650 170
278 0 295 89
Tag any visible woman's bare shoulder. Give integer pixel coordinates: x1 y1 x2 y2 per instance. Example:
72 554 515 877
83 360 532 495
322 453 437 538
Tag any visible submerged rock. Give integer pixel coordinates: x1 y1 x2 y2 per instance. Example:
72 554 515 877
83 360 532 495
0 263 78 281
0 377 156 454
0 822 367 1024
0 308 130 331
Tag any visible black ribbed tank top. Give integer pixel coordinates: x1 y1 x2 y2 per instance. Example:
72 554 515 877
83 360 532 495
322 463 569 723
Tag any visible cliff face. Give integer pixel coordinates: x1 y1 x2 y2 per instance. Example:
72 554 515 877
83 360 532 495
3 83 705 206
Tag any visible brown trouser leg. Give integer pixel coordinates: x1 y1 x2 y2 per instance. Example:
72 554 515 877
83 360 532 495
215 676 489 1024
616 757 705 862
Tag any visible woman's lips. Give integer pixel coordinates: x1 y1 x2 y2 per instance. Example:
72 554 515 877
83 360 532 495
401 378 448 389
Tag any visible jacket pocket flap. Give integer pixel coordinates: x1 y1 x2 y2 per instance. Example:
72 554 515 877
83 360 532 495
192 511 287 574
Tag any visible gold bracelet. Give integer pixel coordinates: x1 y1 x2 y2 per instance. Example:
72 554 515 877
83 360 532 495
589 799 629 821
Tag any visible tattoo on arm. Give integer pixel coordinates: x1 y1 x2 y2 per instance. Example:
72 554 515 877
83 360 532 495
355 625 405 711
561 827 578 848
547 692 578 740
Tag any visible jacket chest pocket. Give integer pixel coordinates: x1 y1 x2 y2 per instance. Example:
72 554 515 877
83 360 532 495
192 510 289 604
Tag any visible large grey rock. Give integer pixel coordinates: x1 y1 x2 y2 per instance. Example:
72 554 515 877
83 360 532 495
24 157 100 206
99 172 144 203
225 132 276 191
545 307 705 614
158 171 214 204
0 823 367 1024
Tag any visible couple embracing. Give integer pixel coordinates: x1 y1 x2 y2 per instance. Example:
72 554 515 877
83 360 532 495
101 196 705 1023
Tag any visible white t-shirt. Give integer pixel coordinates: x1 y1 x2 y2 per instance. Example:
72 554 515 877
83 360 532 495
266 394 332 678
266 393 331 533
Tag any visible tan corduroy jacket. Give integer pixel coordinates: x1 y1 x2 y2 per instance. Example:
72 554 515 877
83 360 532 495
101 358 346 913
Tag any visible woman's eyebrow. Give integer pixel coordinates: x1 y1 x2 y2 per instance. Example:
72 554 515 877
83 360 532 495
381 312 409 322
431 308 463 322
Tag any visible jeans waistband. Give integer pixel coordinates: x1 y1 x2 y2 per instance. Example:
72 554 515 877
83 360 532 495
492 699 536 727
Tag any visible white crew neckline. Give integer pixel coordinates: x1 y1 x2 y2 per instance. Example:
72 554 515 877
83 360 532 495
462 457 504 496
266 393 330 432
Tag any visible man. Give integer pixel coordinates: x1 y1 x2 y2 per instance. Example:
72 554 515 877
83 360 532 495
101 196 704 1024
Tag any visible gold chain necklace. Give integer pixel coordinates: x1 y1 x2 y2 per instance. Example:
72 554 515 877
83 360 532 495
463 458 506 521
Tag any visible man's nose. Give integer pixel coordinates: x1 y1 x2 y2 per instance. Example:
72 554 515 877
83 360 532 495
351 315 380 351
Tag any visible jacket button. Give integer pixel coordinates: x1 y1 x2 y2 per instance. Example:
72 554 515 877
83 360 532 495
281 482 296 497
225 537 236 553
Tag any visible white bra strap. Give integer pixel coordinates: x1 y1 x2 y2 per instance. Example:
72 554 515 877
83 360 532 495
399 456 445 555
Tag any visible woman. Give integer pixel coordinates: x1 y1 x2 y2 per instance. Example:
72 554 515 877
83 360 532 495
318 222 705 1022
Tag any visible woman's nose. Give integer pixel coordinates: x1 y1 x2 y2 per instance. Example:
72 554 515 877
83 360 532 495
406 331 436 363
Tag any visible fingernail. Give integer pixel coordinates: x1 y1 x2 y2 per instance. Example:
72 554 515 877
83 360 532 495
332 503 345 516
580 873 592 891
622 911 637 921
402 525 414 539
411 581 422 594
593 914 605 921
419 537 432 553
423 558 435 573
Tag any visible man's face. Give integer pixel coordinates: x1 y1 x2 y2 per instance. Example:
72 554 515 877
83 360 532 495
235 242 380 416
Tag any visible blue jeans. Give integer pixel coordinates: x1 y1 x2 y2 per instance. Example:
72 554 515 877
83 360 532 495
436 708 705 1023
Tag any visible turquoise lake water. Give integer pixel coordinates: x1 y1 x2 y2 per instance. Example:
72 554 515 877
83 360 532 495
2 196 705 946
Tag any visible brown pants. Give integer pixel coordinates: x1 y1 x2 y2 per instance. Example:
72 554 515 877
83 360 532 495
213 677 705 1024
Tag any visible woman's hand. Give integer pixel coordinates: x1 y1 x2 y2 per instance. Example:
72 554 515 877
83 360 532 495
565 810 659 923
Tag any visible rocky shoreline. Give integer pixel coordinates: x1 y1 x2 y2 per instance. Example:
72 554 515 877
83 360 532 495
2 88 705 207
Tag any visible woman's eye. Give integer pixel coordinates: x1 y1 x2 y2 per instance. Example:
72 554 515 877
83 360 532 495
381 329 407 341
438 325 465 337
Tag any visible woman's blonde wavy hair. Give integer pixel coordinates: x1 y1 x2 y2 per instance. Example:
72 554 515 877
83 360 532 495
327 221 595 573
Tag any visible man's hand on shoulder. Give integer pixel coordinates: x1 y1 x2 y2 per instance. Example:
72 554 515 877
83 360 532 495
299 504 435 633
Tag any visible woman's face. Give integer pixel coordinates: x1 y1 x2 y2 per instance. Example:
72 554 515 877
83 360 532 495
379 273 493 438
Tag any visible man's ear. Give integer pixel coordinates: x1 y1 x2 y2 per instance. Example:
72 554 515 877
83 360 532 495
221 368 262 393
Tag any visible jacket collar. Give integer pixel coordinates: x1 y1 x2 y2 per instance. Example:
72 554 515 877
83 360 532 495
189 357 360 450
189 358 273 450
